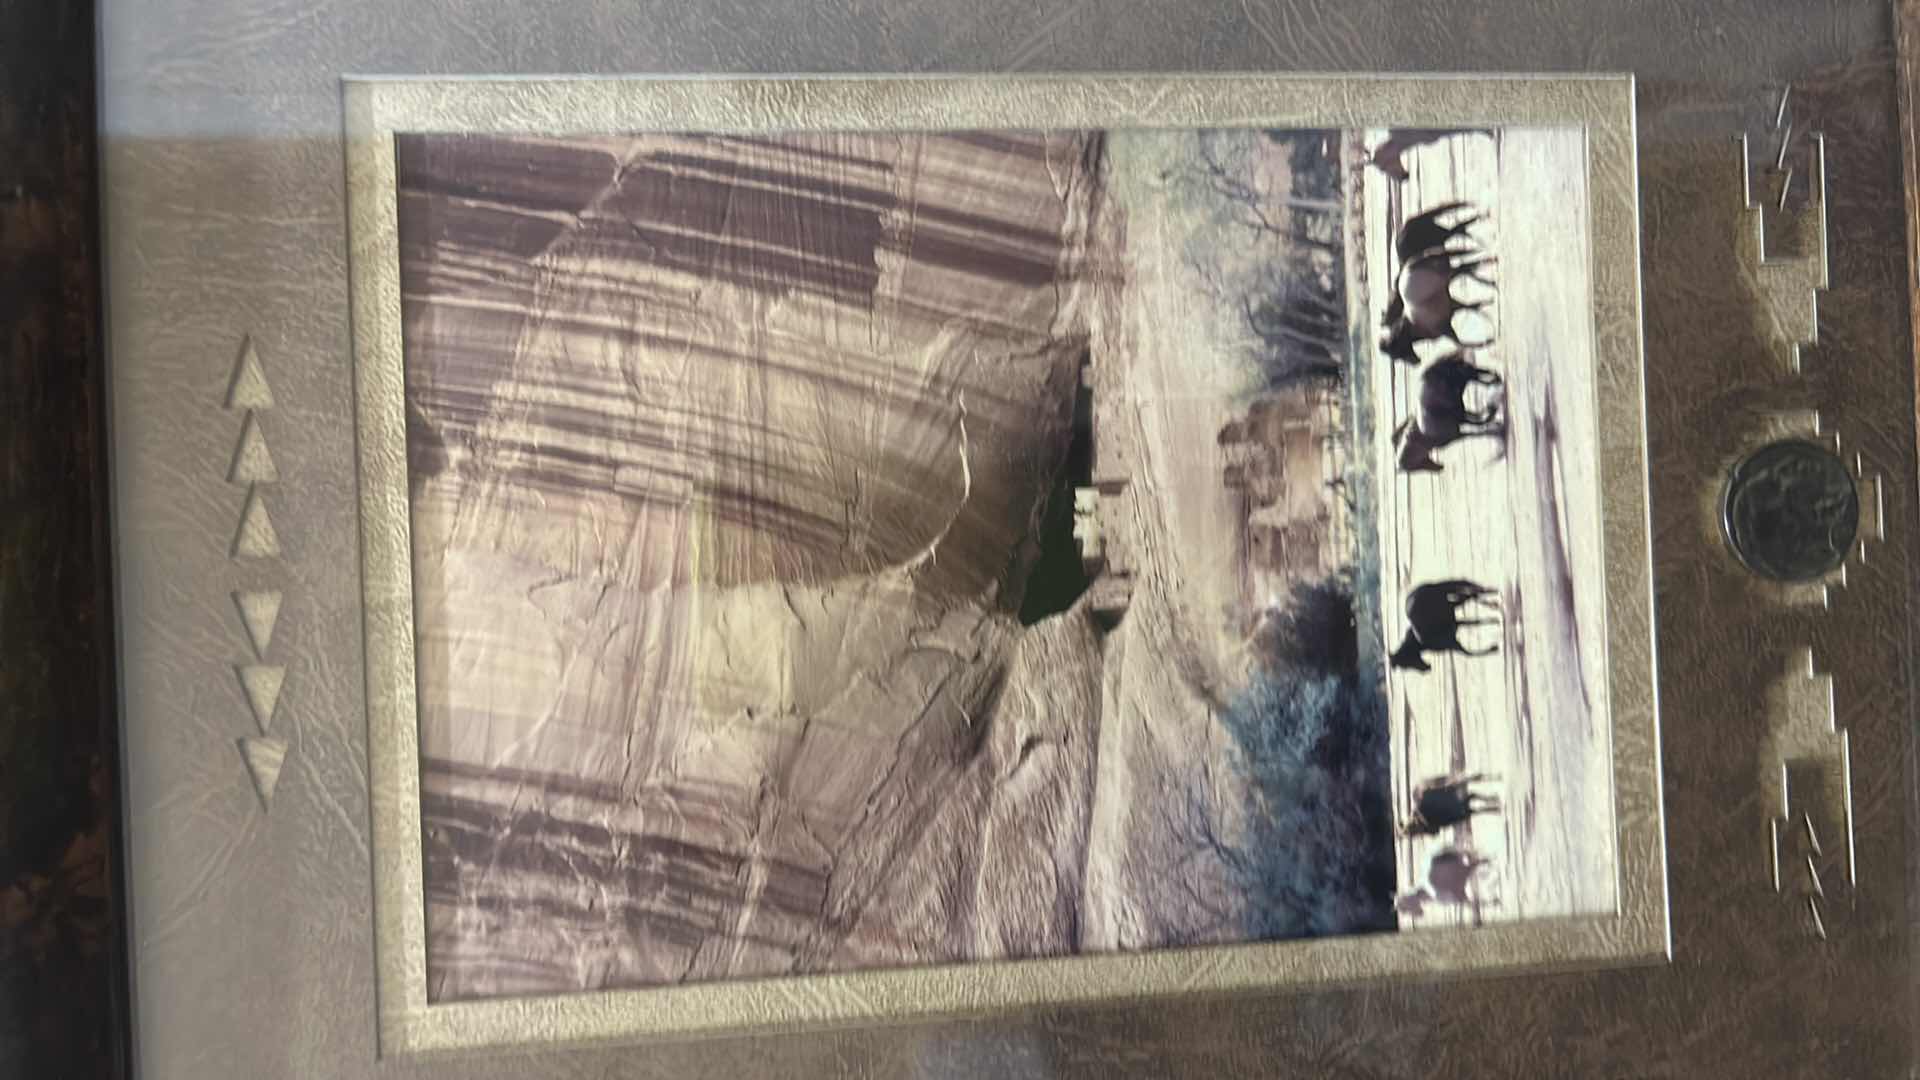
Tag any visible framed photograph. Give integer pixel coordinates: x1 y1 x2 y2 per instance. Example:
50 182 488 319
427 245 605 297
342 74 1662 1053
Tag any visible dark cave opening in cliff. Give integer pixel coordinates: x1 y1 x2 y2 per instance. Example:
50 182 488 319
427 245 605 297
1017 374 1095 626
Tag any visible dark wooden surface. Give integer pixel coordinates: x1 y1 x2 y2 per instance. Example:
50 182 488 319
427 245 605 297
1906 4 1920 447
0 0 127 1076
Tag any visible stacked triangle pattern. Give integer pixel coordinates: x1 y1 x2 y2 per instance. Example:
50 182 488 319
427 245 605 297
228 337 281 561
226 337 290 810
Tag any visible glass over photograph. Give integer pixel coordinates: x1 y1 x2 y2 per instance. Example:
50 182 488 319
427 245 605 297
390 123 1615 1003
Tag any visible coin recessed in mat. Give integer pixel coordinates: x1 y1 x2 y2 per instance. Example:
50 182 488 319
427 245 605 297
1723 440 1859 581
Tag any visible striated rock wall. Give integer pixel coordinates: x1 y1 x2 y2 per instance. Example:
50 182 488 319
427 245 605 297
403 131 1137 1000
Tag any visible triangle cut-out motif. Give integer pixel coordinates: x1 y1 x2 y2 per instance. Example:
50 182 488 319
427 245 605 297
239 736 288 808
236 664 285 733
232 488 280 559
226 336 275 411
228 412 278 485
234 590 283 658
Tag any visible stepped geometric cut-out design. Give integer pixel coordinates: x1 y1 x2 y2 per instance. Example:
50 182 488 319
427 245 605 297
238 736 288 809
236 664 286 733
234 590 283 658
1738 121 1829 375
226 336 275 410
1763 649 1854 941
232 487 281 558
228 411 279 484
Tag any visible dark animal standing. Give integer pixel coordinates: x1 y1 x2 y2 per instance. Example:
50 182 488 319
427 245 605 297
1396 846 1497 917
1379 201 1484 354
1390 578 1499 671
1376 316 1427 366
1396 250 1496 328
1394 354 1504 472
1380 250 1496 364
1361 129 1496 182
1399 772 1504 837
1394 200 1483 265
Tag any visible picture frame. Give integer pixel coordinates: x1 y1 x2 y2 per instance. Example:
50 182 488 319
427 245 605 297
341 73 1665 1055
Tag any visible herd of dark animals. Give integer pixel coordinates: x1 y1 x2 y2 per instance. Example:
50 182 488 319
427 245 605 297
1382 198 1504 475
1367 130 1510 919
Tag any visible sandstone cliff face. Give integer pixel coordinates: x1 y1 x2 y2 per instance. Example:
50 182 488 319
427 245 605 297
813 606 1105 971
406 131 1137 999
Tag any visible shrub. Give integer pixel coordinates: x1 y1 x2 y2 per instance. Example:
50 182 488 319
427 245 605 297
1256 575 1360 679
1216 574 1395 941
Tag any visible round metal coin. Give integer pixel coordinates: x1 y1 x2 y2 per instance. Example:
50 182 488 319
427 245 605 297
1723 440 1859 582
